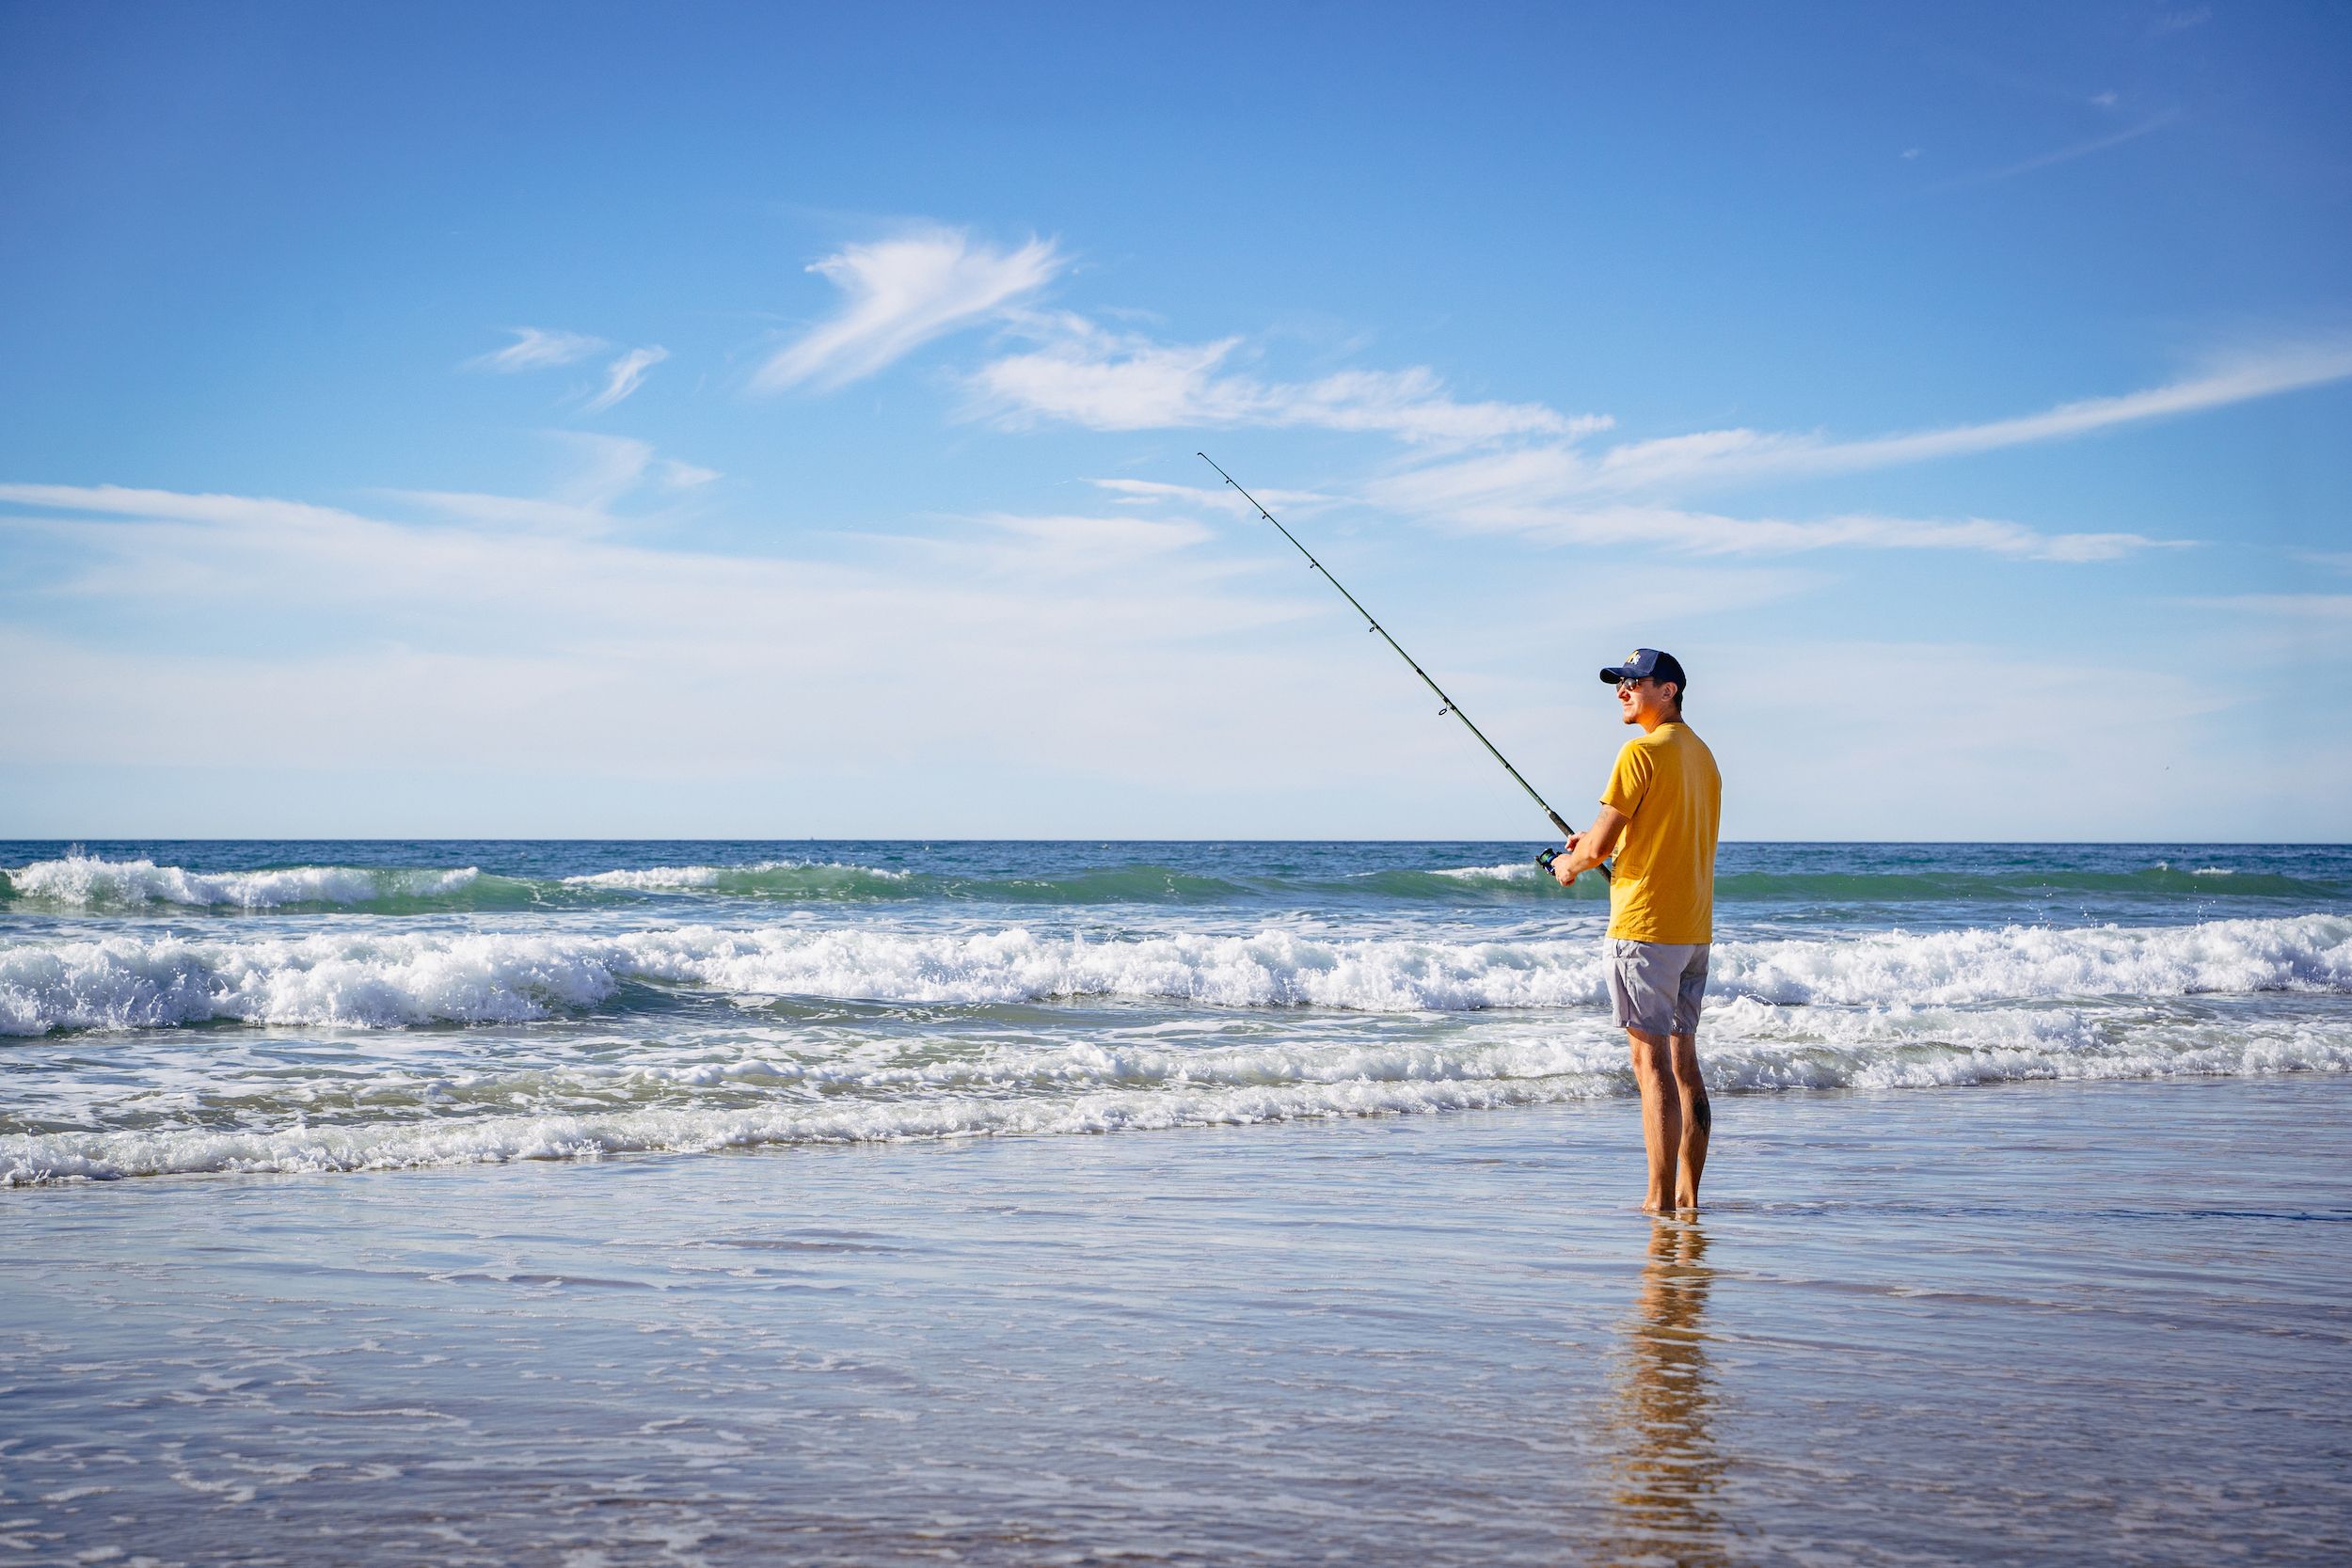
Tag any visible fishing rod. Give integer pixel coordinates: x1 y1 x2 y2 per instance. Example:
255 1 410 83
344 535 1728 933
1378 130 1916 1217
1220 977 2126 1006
1198 452 1606 881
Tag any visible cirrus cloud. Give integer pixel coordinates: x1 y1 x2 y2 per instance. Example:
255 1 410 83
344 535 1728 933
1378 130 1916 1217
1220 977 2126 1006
755 230 1064 391
1371 341 2352 517
465 326 608 372
972 314 1605 448
584 346 669 412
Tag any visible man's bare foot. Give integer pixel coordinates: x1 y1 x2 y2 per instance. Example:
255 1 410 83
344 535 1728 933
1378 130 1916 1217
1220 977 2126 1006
1642 1196 1671 1214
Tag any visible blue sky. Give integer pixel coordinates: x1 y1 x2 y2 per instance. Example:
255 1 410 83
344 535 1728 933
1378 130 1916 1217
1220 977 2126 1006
3 1 2346 839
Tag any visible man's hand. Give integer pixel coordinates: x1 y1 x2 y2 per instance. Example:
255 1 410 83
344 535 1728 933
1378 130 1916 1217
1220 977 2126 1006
1549 836 1581 886
1563 807 1631 880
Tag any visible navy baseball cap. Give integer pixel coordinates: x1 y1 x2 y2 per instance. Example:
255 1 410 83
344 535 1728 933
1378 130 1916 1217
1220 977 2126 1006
1597 647 1688 689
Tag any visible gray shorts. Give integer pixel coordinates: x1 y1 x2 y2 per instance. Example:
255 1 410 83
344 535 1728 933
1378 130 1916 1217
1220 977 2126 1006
1607 939 1710 1037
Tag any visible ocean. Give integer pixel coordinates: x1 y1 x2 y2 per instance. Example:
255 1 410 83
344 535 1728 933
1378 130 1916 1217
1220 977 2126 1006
8 839 2351 1563
5 838 2347 1185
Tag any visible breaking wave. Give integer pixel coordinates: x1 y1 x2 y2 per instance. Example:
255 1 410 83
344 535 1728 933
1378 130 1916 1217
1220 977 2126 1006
560 861 1257 904
8 853 2341 913
563 861 915 896
6 914 2347 1037
0 855 499 911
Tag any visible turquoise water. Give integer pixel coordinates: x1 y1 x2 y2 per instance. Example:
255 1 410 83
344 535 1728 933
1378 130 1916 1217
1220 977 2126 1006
4 840 2348 1183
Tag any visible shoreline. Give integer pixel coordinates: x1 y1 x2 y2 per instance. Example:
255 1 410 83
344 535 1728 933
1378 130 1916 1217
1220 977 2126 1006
7 1075 2348 1564
9 1052 2349 1189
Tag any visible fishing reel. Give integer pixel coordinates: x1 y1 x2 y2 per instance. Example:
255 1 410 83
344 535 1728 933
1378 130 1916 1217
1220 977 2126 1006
1534 846 1610 882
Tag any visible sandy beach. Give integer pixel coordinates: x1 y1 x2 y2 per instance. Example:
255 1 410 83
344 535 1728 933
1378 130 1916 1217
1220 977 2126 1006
7 1074 2347 1566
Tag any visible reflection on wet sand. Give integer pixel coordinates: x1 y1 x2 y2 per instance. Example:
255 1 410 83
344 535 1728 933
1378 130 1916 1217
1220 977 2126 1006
1597 1220 1732 1566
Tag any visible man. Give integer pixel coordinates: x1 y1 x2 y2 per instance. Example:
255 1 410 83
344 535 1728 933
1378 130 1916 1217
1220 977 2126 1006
1549 649 1722 1213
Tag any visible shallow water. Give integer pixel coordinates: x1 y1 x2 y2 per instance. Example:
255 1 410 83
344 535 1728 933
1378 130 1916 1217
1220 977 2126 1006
3 840 2347 1183
4 1078 2347 1565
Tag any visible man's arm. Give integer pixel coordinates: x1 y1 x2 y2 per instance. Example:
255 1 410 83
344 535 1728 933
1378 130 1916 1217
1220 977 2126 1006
1550 805 1629 885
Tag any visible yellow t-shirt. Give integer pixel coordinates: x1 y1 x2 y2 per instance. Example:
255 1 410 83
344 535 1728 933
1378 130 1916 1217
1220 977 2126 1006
1598 721 1722 943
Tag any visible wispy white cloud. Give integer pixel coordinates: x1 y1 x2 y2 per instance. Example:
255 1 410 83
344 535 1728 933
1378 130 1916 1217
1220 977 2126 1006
22 474 2291 836
1940 109 2181 189
585 346 668 412
1448 500 2175 562
1590 505 2173 562
1090 478 1337 517
0 482 1232 613
465 328 667 410
2160 592 2352 675
1375 343 2352 514
971 511 1215 564
3 472 1860 840
549 433 662 507
660 460 721 489
391 490 622 535
0 478 1422 821
1363 445 1583 515
1608 341 2348 483
466 326 607 372
386 434 715 535
1090 478 1822 624
2090 89 2120 109
0 483 362 531
973 315 1603 447
755 230 1063 391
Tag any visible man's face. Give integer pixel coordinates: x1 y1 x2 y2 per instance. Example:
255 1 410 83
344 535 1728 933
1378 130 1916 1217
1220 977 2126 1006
1614 675 1671 724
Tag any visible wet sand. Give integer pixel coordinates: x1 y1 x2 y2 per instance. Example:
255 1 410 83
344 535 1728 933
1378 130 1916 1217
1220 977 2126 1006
5 1075 2349 1565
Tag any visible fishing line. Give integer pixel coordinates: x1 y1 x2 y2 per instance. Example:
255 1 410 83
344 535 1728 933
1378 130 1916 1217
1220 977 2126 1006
1198 452 1605 880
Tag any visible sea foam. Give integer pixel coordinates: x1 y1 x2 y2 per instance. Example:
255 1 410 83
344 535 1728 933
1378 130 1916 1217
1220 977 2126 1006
1429 862 1544 882
5 854 482 910
562 861 914 893
4 914 2347 1037
8 996 2346 1184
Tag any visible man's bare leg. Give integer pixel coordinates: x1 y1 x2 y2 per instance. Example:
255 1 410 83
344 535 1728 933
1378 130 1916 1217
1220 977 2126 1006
1670 1031 1708 1211
1627 1028 1679 1212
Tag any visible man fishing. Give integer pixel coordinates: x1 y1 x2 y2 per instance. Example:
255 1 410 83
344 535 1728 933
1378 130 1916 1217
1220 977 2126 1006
1549 650 1723 1213
1199 458 1725 1210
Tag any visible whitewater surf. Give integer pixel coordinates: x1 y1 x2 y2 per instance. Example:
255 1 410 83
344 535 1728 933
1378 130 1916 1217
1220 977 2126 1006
4 839 2347 1184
